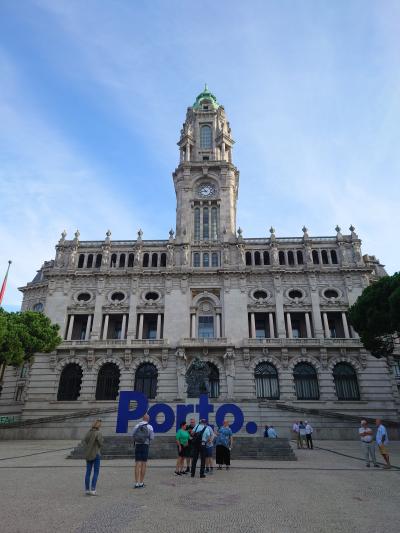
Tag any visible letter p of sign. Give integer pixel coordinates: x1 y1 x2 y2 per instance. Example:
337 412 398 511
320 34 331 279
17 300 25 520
116 391 148 433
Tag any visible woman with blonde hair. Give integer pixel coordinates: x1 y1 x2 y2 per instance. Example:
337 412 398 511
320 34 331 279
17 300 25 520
83 419 104 495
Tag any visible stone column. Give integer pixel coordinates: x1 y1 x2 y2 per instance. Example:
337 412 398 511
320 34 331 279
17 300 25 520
286 313 293 338
191 314 196 338
85 314 92 341
305 312 312 338
90 292 105 341
269 313 275 339
138 313 144 340
273 276 286 338
341 312 350 339
185 142 190 161
156 313 162 340
216 314 221 338
102 314 109 340
350 325 359 339
309 285 324 338
121 314 127 340
250 313 256 338
322 312 330 338
221 142 225 161
66 315 74 340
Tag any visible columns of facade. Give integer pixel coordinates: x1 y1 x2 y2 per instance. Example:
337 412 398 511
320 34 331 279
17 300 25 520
221 142 225 161
250 312 256 338
322 312 330 338
341 312 350 339
269 313 275 339
126 294 137 341
85 314 92 341
121 314 127 340
273 280 286 338
191 314 196 339
102 314 109 340
185 143 190 161
216 314 221 338
66 315 74 340
350 325 359 339
310 289 324 339
156 313 162 340
305 312 312 339
138 313 144 340
90 293 105 341
286 313 293 339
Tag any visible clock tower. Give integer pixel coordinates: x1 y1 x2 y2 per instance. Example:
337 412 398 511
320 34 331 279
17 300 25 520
173 86 239 247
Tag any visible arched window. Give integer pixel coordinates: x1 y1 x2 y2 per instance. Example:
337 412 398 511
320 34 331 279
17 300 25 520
321 250 329 264
160 253 166 267
151 253 158 267
110 253 117 267
78 254 85 268
128 253 135 267
200 125 212 149
254 251 261 265
119 254 126 268
263 251 270 265
288 251 295 265
211 207 218 240
245 252 252 266
203 253 209 267
255 362 279 399
95 254 102 268
33 302 44 312
143 253 149 267
194 207 200 241
87 254 93 268
135 363 158 399
331 250 338 264
211 252 219 267
57 363 82 401
312 250 320 264
293 362 319 400
95 363 120 401
297 251 304 265
279 251 285 265
203 207 209 240
193 252 200 267
207 362 220 398
333 363 360 401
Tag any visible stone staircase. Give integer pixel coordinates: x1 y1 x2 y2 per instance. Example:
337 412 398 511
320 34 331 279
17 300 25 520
68 435 296 461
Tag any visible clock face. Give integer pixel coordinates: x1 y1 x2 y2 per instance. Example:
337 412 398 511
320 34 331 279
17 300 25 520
198 183 216 198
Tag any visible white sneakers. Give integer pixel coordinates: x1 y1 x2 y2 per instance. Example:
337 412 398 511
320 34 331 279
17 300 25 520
85 490 97 495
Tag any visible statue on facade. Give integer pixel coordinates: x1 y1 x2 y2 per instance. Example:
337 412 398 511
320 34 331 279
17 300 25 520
186 358 210 397
224 349 235 399
237 243 245 265
167 244 174 267
176 348 187 399
182 245 189 266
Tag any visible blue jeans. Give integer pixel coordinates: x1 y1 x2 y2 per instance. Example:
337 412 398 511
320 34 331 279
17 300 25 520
85 454 100 491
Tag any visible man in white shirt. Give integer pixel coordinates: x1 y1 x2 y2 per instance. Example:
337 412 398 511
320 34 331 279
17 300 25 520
305 421 314 450
292 421 301 449
358 420 379 468
132 413 154 487
375 418 391 469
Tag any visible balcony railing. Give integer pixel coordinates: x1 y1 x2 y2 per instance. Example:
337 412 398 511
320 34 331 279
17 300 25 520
61 338 168 348
245 337 362 347
181 337 228 346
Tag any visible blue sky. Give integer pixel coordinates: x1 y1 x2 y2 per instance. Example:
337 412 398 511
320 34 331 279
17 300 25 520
1 0 399 310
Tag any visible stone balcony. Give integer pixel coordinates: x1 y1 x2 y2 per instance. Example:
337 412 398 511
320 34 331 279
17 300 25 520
244 337 363 348
60 339 168 349
180 337 228 347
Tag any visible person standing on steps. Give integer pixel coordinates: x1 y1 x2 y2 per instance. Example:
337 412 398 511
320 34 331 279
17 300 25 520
175 421 190 476
298 421 307 449
305 421 314 450
83 419 103 496
292 421 301 449
190 418 212 478
359 420 379 468
375 418 391 469
132 413 154 488
185 417 196 473
267 425 278 438
215 420 233 470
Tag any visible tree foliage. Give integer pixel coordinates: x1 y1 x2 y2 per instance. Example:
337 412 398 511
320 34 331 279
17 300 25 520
348 272 400 358
0 308 62 380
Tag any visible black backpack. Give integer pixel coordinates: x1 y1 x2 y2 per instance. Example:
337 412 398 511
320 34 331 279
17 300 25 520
133 423 149 444
191 424 207 448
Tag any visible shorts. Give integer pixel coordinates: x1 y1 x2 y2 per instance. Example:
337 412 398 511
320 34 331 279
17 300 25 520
205 446 213 458
177 445 191 458
135 443 149 462
378 444 389 456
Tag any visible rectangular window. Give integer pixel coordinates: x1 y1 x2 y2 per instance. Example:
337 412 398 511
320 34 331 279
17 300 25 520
328 320 337 338
198 316 214 338
255 318 267 338
203 207 209 240
193 252 200 267
203 253 209 267
211 207 218 240
194 207 200 241
292 320 301 339
211 252 219 267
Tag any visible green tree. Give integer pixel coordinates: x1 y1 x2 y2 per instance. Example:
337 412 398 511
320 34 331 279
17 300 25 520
0 308 62 383
348 272 400 358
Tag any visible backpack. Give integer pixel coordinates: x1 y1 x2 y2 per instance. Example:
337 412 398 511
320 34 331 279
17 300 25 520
133 423 149 444
191 425 207 448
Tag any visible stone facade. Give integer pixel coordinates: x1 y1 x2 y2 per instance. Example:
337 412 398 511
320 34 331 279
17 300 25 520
1 87 399 436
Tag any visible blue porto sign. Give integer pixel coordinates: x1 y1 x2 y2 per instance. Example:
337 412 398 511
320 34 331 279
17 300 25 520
116 392 258 434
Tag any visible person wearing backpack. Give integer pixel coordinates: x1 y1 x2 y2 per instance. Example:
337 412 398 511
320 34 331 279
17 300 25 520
190 418 212 478
132 413 154 488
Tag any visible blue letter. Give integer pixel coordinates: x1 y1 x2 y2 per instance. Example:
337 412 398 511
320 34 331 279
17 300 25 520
176 404 195 430
116 391 148 433
148 403 175 433
215 404 244 433
195 394 214 422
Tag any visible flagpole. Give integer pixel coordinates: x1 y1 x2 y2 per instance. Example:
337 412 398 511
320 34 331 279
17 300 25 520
0 260 12 306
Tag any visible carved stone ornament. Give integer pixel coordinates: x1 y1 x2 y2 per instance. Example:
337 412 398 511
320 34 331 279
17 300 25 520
124 350 132 370
49 353 57 370
281 348 289 369
320 348 328 369
186 358 210 397
161 349 169 369
243 348 250 368
87 350 95 370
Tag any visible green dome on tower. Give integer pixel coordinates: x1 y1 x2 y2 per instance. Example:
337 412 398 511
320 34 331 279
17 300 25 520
193 84 220 110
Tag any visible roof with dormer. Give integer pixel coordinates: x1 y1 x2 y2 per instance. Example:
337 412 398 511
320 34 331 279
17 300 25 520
192 84 220 110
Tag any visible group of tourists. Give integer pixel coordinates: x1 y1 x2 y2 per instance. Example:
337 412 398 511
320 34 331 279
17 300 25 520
292 420 314 449
359 418 391 469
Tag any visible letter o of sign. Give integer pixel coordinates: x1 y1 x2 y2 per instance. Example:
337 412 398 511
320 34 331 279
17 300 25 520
215 404 244 433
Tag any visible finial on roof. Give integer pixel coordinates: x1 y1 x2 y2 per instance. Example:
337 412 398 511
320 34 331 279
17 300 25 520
105 229 111 243
302 226 309 239
137 228 143 241
335 225 341 233
74 229 80 241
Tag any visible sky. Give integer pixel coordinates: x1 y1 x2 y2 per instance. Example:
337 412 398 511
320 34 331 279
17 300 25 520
0 0 399 311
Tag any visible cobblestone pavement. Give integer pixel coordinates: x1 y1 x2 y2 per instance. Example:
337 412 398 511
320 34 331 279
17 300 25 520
0 440 399 533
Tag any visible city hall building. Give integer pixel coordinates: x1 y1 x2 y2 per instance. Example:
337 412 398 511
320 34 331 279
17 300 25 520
1 88 399 438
